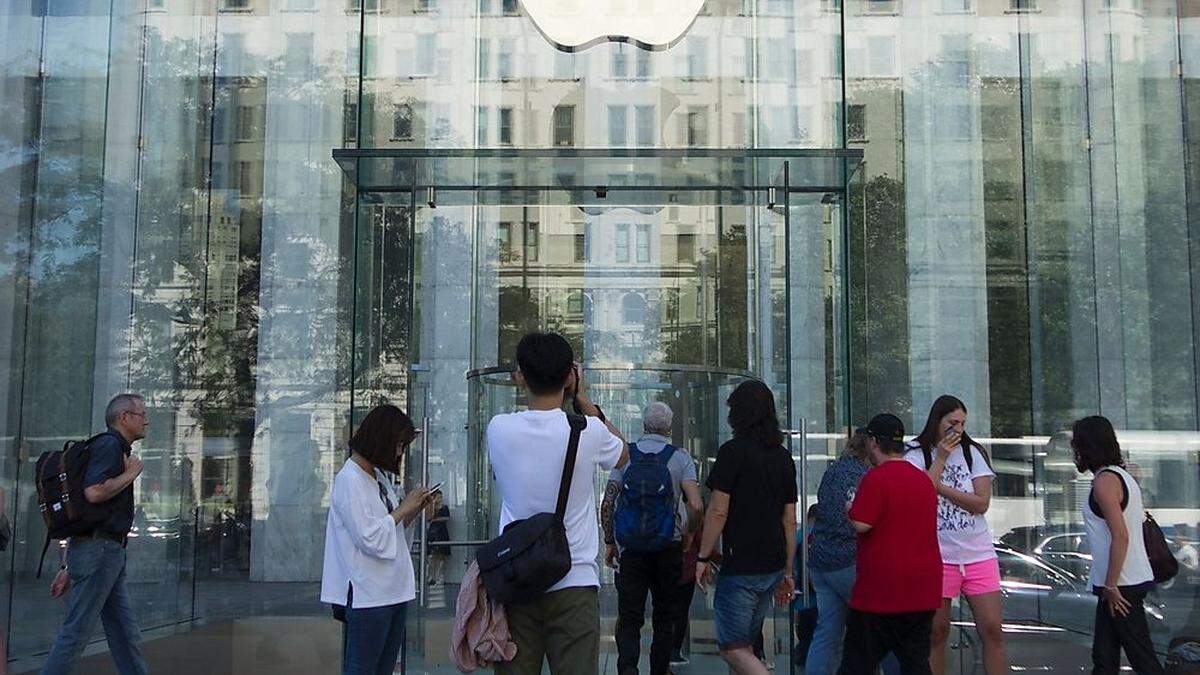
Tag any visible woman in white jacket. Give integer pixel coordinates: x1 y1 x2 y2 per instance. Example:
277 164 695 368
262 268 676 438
321 405 432 675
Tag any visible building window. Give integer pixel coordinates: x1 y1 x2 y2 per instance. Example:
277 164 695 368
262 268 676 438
636 49 652 78
415 34 436 75
554 51 574 79
867 35 895 76
476 106 489 145
393 104 413 140
636 224 651 263
608 105 628 146
567 290 584 316
686 108 708 147
415 0 437 11
498 223 513 263
553 105 575 147
502 0 518 14
238 161 255 196
477 38 491 79
611 46 629 78
236 106 256 141
222 0 250 9
343 101 357 143
686 38 708 78
1010 0 1037 8
499 107 514 144
616 224 630 263
847 104 867 141
678 234 695 262
498 38 515 79
622 293 646 325
941 0 973 10
524 223 539 262
635 106 655 147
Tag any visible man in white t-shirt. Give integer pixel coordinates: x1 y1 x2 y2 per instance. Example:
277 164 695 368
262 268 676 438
487 332 629 675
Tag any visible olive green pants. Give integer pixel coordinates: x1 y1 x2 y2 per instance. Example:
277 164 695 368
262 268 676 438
496 586 599 675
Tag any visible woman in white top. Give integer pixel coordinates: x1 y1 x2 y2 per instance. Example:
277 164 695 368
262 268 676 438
1072 415 1164 675
321 405 432 675
904 395 1008 675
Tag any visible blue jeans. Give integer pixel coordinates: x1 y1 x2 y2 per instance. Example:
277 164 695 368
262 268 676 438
713 571 783 651
344 601 407 675
42 537 147 675
807 565 900 675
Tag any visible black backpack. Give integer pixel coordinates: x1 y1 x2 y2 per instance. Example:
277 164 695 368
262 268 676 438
476 413 586 606
34 433 116 577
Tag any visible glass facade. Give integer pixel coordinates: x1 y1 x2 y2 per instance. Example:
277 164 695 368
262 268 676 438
1 0 1198 672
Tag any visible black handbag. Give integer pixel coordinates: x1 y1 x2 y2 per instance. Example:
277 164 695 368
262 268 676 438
1144 511 1179 584
476 413 586 606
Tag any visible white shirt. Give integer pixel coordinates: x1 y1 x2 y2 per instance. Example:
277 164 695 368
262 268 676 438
1083 465 1154 589
904 442 996 565
320 460 416 609
487 410 624 592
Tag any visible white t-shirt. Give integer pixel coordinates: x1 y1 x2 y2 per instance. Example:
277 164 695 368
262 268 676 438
320 460 416 609
487 409 624 592
904 442 996 565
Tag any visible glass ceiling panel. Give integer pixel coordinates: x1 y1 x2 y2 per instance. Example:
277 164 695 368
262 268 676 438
334 148 863 203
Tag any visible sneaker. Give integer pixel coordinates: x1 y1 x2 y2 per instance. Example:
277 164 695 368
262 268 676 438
669 652 689 667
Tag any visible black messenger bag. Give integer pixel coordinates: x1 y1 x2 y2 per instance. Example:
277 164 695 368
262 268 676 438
476 413 587 606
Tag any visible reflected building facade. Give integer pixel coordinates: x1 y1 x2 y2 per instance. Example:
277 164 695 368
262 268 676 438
2 0 1200 670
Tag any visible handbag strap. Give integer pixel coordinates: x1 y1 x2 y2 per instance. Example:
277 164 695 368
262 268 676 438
556 414 587 520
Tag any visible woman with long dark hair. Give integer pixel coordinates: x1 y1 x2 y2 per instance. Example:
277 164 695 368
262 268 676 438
321 405 433 675
904 395 1007 674
1072 416 1164 675
695 380 798 675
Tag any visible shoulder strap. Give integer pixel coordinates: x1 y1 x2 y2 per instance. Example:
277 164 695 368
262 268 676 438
657 444 677 465
964 444 974 472
556 414 587 519
922 444 932 469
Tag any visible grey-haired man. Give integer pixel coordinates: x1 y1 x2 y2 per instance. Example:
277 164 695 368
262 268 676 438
601 402 704 675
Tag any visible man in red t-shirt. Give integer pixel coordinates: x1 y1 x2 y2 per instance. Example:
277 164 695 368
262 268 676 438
838 413 941 675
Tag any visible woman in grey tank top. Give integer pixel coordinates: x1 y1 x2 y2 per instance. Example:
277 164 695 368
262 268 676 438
1072 416 1164 675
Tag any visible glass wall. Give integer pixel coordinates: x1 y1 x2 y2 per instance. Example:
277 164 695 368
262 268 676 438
1 0 1199 671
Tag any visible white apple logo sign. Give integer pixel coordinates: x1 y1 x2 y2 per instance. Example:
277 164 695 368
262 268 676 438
521 0 706 51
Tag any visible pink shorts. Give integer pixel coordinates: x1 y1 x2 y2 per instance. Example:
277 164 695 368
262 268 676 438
942 558 1002 599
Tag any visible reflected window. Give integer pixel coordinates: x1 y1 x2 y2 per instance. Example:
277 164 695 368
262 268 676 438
554 51 575 79
499 39 515 79
1009 0 1036 8
393 104 413 140
567 290 584 316
636 225 651 263
611 46 629 78
415 0 438 11
498 223 514 263
238 161 255 196
476 106 489 145
221 0 250 9
616 224 630 263
622 293 646 325
678 234 696 262
635 106 656 146
868 35 895 76
608 105 628 146
236 105 256 141
416 34 436 76
686 38 709 78
502 0 519 14
686 108 708 146
847 104 867 141
574 225 590 262
478 38 491 79
636 50 652 78
554 105 575 147
500 107 514 145
525 223 539 262
941 0 973 10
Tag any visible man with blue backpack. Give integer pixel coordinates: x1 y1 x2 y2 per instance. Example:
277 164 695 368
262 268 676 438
601 402 704 675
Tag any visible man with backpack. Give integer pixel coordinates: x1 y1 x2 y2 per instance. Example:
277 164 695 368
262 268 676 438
601 401 703 675
486 332 629 675
41 393 148 675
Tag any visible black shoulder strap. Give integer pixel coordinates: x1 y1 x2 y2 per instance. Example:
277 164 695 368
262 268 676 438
922 444 932 469
556 414 587 519
964 444 974 472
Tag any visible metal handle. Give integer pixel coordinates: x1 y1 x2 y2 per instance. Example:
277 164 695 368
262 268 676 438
783 424 810 606
418 416 430 607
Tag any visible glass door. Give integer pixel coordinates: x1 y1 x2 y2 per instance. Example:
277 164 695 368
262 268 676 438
344 152 859 674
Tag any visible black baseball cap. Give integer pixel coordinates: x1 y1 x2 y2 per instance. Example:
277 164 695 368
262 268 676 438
864 413 905 448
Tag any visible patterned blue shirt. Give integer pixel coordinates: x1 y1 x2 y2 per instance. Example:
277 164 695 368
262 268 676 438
809 455 869 572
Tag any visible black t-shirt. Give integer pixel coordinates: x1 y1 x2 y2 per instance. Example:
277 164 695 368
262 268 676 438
706 437 798 575
83 429 135 537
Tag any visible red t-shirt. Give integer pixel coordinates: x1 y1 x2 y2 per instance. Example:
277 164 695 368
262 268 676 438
848 459 942 614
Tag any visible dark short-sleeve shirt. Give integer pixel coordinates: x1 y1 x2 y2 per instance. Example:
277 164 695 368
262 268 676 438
810 455 869 572
706 437 798 575
83 429 134 537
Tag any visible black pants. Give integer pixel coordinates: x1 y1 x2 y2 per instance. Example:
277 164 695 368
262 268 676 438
670 580 696 655
615 544 683 675
838 609 933 675
1092 587 1165 674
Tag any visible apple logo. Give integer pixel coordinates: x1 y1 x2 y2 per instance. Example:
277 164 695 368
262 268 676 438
521 0 706 51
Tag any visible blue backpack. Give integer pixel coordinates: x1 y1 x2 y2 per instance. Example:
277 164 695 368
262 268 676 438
614 443 677 553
